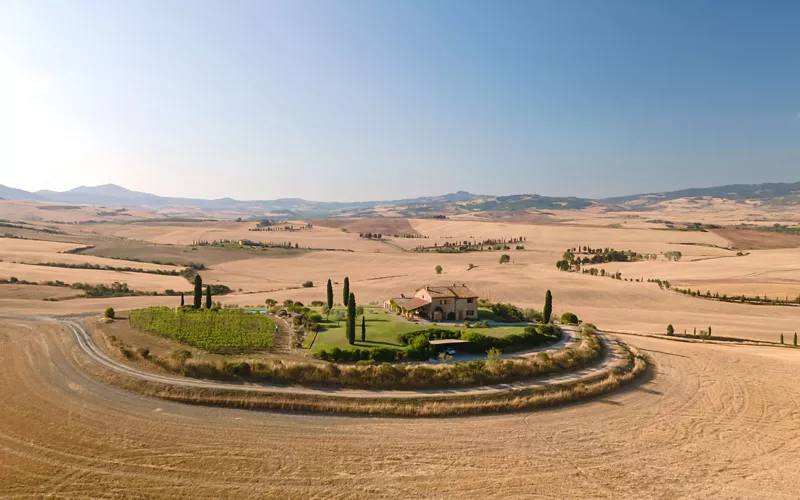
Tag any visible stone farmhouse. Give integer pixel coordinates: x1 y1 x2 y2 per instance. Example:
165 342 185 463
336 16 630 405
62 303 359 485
384 284 479 321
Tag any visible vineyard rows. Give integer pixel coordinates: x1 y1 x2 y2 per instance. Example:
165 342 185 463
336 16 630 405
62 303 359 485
129 307 274 353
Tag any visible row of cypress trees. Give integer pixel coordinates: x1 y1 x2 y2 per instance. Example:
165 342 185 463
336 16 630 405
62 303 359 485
326 277 361 344
175 274 213 309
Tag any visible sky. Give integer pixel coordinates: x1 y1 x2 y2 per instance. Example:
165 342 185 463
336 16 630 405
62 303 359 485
1 0 799 202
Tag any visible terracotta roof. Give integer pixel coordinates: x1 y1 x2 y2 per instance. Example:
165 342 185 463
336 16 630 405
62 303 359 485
391 297 430 310
423 284 479 299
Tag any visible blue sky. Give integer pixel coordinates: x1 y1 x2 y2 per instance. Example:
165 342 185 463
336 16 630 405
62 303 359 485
1 0 798 201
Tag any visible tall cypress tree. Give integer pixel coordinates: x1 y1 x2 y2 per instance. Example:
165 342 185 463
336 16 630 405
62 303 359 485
347 292 356 345
326 279 334 309
343 277 350 306
180 292 184 307
361 315 366 342
193 275 203 309
206 285 212 309
543 289 552 324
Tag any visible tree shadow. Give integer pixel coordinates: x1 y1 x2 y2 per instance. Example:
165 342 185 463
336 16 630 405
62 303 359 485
357 340 401 347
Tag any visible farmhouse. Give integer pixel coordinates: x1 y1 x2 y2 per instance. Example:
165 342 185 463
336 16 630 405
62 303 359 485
384 284 479 321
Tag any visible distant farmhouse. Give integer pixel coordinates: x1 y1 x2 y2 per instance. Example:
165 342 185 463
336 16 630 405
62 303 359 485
384 284 479 321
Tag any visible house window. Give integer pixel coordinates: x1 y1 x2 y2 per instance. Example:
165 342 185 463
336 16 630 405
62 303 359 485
467 298 473 303
466 310 475 317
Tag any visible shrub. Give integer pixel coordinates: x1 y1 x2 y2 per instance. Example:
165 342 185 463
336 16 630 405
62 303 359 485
225 362 252 377
523 308 543 322
536 324 556 336
560 312 579 325
398 328 461 345
404 334 435 361
666 324 674 336
104 307 115 319
499 254 510 264
435 265 443 274
490 303 525 322
135 347 150 359
302 281 314 288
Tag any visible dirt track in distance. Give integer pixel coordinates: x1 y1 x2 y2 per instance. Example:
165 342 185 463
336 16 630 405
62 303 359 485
2 318 800 498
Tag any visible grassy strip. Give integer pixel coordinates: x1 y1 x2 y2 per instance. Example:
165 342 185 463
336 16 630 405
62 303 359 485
89 341 646 417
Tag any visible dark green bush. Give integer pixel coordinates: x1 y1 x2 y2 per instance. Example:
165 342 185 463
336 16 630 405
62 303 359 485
490 302 526 322
397 328 461 345
560 312 579 325
225 362 252 377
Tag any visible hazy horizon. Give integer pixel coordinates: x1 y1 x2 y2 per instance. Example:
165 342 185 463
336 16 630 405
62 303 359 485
4 178 800 205
2 1 799 202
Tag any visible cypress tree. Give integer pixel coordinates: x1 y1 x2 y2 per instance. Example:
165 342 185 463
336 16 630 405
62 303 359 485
794 332 797 347
180 292 184 307
543 290 552 324
193 275 203 309
361 315 366 342
343 277 350 306
347 292 356 345
206 285 212 309
326 279 334 309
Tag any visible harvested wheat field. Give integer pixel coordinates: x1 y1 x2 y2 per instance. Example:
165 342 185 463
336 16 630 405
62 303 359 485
1 198 800 498
2 318 800 498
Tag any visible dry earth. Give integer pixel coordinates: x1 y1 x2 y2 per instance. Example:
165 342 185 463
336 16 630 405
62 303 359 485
2 319 800 498
1 199 800 497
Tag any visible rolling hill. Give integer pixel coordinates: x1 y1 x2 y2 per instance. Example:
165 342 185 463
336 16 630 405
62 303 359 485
0 181 797 218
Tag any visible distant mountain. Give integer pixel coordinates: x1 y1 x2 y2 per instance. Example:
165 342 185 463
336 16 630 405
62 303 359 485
602 182 800 205
0 184 48 202
0 181 797 218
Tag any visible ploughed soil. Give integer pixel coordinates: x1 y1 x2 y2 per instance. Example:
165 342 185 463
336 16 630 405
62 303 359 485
712 228 800 250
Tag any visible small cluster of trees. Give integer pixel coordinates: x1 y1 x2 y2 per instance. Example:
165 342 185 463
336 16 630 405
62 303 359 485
575 267 623 280
556 247 645 272
393 233 427 239
666 324 712 339
249 221 311 232
359 232 383 239
412 236 527 254
319 277 365 344
188 274 216 310
191 238 301 250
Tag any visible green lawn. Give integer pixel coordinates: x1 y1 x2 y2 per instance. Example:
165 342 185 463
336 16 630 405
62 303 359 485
308 307 530 352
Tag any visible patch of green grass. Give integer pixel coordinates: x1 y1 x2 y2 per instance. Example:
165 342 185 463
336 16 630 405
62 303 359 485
310 308 529 352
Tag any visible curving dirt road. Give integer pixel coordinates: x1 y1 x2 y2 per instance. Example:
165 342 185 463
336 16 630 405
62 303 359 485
3 317 800 498
3 315 624 399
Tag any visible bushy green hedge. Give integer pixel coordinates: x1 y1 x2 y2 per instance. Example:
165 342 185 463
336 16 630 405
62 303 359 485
397 328 461 345
461 325 560 353
490 302 526 322
317 335 433 363
560 312 579 325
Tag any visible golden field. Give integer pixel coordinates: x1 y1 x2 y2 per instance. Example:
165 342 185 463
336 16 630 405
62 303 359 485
1 198 800 498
